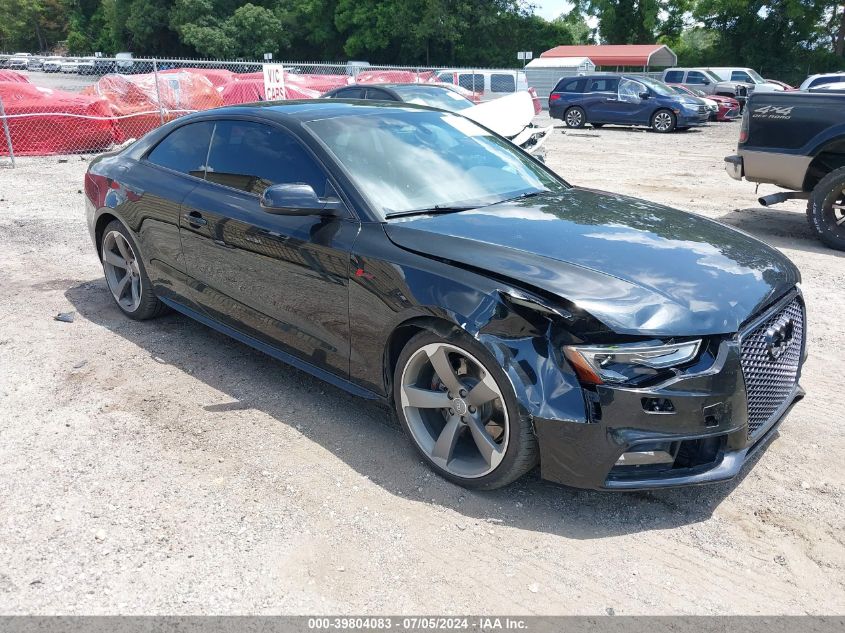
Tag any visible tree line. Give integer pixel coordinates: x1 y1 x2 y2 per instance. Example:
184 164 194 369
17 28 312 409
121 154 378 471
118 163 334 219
1 0 843 82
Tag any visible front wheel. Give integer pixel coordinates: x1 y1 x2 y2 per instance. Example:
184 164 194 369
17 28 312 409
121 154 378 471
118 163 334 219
651 109 676 133
807 167 845 251
564 106 586 129
393 330 538 489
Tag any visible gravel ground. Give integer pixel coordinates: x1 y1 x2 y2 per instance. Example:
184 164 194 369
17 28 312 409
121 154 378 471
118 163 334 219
0 117 843 615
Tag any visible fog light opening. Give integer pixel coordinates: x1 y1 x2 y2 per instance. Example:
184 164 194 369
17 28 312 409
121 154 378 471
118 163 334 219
615 442 675 466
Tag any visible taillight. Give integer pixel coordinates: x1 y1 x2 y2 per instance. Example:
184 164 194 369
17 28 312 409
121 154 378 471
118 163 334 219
738 108 750 144
549 93 561 102
84 171 110 208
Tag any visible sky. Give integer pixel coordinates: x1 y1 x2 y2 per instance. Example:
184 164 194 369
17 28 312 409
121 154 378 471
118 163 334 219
533 0 573 21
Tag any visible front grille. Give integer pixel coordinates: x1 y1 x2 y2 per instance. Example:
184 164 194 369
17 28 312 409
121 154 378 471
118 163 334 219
697 105 707 115
739 295 804 439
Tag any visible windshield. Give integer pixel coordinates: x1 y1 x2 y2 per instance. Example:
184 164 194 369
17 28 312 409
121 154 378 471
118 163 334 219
390 85 475 112
305 110 566 218
746 68 765 83
637 77 676 96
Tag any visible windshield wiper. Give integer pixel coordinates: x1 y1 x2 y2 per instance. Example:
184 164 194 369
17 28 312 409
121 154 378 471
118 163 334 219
385 204 479 219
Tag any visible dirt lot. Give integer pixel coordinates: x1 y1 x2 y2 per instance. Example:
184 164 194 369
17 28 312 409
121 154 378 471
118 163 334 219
0 117 843 615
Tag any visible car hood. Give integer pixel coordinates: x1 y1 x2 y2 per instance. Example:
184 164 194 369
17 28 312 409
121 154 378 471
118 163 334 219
383 188 799 336
462 91 535 138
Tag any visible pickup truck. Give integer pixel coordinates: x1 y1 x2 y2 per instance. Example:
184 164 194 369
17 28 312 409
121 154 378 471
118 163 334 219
725 90 845 250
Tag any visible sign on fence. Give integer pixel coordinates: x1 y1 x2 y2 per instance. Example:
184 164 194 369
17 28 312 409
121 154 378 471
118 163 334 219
263 63 286 101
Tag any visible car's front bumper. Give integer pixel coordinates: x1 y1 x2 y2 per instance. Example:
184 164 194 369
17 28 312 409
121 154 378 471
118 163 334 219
678 111 709 127
534 292 806 490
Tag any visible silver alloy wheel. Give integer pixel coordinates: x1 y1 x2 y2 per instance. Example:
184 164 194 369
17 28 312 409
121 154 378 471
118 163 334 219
830 191 845 228
102 230 142 312
653 111 673 132
565 108 583 127
399 342 509 478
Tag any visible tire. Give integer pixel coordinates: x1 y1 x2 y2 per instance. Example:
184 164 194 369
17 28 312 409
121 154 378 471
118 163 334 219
100 220 167 320
393 330 539 489
807 167 845 251
564 106 586 129
651 109 676 133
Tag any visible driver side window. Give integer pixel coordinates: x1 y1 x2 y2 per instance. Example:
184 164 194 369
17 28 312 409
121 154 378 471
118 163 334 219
687 71 707 85
205 121 327 196
618 79 645 103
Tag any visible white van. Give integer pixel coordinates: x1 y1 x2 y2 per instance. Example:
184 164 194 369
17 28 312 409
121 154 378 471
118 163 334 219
432 69 528 100
705 67 783 92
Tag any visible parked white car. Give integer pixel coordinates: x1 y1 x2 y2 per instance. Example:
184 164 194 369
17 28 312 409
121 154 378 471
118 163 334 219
706 67 783 92
60 58 80 73
6 57 29 70
799 72 845 91
42 57 64 73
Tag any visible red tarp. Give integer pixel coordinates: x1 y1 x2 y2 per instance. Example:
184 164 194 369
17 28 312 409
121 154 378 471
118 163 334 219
0 70 30 84
0 82 119 155
160 67 235 89
236 71 349 94
221 78 321 105
356 70 435 84
82 72 224 140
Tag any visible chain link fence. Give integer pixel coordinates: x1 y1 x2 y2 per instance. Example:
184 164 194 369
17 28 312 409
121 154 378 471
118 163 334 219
0 57 533 166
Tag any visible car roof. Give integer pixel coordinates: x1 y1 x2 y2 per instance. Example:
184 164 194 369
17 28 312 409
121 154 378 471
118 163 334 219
181 99 440 125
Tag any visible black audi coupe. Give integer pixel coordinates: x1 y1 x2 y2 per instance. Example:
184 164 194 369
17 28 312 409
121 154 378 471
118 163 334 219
84 100 806 490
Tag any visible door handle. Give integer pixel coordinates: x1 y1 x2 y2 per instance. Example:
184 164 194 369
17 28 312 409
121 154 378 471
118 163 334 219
183 211 207 227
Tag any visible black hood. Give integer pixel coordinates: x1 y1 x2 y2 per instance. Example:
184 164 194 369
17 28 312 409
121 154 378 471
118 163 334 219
384 188 800 336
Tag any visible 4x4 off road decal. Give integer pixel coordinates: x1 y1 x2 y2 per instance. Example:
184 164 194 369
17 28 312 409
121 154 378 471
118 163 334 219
752 105 794 120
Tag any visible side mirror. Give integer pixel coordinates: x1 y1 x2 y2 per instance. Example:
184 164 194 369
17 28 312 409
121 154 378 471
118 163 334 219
639 91 650 100
702 79 711 86
260 183 345 217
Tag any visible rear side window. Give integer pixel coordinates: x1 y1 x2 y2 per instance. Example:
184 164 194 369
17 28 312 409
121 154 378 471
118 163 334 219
205 120 327 196
146 121 214 178
458 73 484 91
809 76 845 88
555 78 585 93
731 71 751 82
664 70 684 83
490 73 515 93
331 87 365 99
586 77 619 92
364 88 398 101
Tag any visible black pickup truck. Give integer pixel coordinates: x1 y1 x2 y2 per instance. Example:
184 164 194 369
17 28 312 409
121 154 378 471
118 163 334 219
725 90 845 250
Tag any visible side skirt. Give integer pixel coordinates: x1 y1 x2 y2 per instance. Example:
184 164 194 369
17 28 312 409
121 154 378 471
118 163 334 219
159 296 383 402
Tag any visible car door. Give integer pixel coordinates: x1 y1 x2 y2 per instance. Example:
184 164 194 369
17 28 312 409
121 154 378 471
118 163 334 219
125 120 216 310
581 77 620 122
608 78 653 124
685 70 712 93
178 119 360 378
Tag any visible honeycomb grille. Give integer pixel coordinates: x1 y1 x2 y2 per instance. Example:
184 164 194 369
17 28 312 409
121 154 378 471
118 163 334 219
739 296 804 439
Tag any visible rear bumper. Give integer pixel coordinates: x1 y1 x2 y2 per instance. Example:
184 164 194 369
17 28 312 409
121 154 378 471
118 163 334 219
725 154 744 180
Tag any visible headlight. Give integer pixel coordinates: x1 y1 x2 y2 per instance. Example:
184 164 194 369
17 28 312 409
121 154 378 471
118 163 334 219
563 340 701 385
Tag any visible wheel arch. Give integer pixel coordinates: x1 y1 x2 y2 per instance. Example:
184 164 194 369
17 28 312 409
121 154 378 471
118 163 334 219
804 136 845 191
93 211 120 260
383 315 464 402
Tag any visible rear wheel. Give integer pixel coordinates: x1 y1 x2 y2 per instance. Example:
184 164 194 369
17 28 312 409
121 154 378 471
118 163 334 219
807 167 845 251
101 220 167 319
393 330 538 489
564 106 586 129
651 109 676 133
